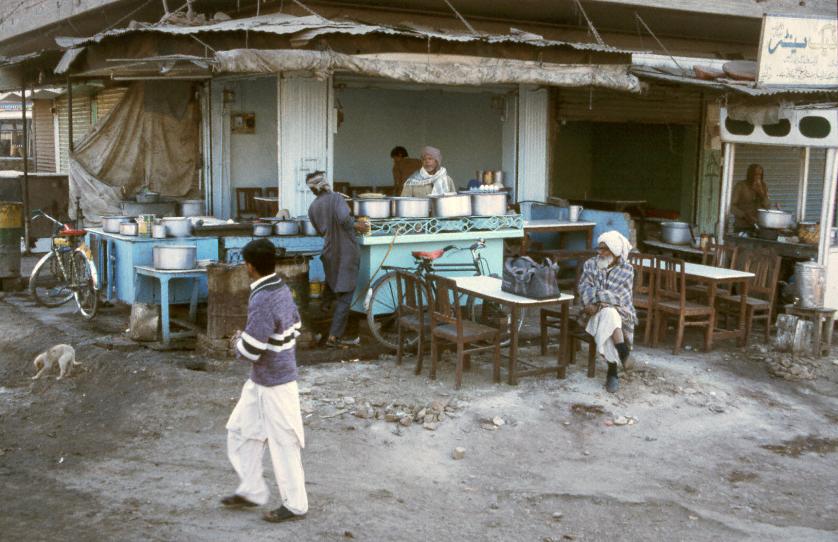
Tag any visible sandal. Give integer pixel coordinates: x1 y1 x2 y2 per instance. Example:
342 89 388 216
262 506 306 523
221 494 259 508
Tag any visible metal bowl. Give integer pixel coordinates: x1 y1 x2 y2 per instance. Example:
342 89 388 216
356 198 391 219
430 194 471 218
464 192 506 216
391 197 430 218
274 220 300 236
153 245 197 270
119 222 138 236
253 222 274 237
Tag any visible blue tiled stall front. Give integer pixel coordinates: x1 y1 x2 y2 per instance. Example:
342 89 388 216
86 229 219 304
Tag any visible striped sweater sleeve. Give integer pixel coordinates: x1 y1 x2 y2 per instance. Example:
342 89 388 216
236 292 274 361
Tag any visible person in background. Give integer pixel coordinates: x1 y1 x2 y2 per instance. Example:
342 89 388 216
400 146 457 197
307 171 369 348
223 239 308 523
577 231 636 393
390 146 422 195
730 163 769 231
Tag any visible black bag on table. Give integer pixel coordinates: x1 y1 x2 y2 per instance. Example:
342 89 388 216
501 256 560 299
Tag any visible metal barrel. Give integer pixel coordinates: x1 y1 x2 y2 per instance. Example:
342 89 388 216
0 201 22 278
795 261 825 309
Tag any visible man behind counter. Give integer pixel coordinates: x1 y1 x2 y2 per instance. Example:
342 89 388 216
731 163 770 231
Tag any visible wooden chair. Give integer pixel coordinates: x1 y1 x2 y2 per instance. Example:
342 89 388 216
235 187 263 219
715 250 781 344
426 274 502 389
688 243 739 301
394 271 432 374
538 251 597 377
628 252 656 345
651 256 715 354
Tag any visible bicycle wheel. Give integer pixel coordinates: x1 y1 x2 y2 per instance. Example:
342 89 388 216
366 271 419 351
71 250 98 320
29 251 74 307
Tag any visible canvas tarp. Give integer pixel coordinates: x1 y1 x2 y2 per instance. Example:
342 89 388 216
69 80 200 222
213 49 641 92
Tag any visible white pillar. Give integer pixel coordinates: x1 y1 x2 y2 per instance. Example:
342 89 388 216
516 85 548 203
717 142 736 241
796 147 810 221
817 148 837 265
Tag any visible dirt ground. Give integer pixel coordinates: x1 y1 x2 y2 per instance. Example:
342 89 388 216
1 288 837 542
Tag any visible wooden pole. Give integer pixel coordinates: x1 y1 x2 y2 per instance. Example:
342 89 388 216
67 75 73 152
20 81 31 255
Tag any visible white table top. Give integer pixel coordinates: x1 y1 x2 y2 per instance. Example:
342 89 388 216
641 260 754 281
523 219 596 229
453 275 574 305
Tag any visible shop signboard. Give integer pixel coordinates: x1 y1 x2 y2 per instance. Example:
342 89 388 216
756 14 838 86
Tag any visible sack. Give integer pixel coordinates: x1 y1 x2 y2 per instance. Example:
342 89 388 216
502 257 560 299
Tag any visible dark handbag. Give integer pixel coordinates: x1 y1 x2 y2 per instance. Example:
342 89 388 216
502 257 560 299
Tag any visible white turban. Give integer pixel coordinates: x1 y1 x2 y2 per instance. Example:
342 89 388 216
420 146 442 164
598 230 632 261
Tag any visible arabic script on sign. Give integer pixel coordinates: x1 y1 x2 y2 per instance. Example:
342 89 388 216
757 14 838 86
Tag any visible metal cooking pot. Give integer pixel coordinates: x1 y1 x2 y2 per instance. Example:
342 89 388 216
253 222 273 237
152 224 167 239
297 217 318 236
392 197 430 218
661 221 692 245
119 222 139 236
161 217 192 237
355 198 391 219
102 215 133 233
466 192 506 216
430 194 471 218
274 220 300 236
179 199 206 217
757 208 793 230
153 245 197 270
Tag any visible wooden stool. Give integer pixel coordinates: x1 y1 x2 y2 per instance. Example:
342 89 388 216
784 304 836 357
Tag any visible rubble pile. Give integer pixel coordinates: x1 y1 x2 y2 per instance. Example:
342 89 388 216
747 345 817 381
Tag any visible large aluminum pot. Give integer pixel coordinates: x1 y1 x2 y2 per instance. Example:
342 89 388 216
466 192 506 216
297 217 318 236
119 222 138 236
274 220 300 236
355 198 390 219
102 215 133 233
431 194 471 218
153 245 197 270
661 221 692 245
795 260 825 308
392 197 430 218
180 199 206 217
161 216 192 237
253 222 273 237
757 208 793 229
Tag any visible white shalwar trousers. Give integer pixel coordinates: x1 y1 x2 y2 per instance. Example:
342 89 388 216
226 379 308 514
586 307 625 364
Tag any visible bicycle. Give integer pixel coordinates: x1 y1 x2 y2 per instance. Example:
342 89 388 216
365 239 519 350
28 210 99 320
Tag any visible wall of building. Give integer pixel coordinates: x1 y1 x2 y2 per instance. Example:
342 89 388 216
333 86 505 190
552 121 699 219
227 77 278 192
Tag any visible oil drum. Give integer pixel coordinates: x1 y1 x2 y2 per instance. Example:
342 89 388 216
0 201 22 278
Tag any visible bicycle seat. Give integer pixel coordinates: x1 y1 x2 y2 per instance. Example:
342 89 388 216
412 249 445 261
59 225 87 237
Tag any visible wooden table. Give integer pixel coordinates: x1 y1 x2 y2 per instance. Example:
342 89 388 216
521 219 595 256
642 261 755 349
453 276 574 384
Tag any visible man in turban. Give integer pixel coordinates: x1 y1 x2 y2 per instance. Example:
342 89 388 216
577 231 636 393
400 146 457 197
306 171 369 348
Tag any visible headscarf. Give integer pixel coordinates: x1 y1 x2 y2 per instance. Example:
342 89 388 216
420 146 442 164
598 230 632 261
305 172 331 192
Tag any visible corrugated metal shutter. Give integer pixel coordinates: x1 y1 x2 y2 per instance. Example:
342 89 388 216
517 85 548 202
278 75 331 217
32 100 55 173
556 86 702 125
95 87 128 121
732 144 827 220
55 94 91 173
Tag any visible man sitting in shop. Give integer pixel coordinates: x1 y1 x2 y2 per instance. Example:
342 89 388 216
390 146 422 195
578 231 636 393
731 163 770 231
307 171 370 348
400 145 457 197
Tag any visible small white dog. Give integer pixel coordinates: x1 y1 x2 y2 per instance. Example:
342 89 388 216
32 344 80 380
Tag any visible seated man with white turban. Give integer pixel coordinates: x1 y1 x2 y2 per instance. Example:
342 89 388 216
577 231 636 393
400 146 457 197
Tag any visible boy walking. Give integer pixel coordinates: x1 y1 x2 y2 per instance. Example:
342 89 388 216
222 239 308 523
